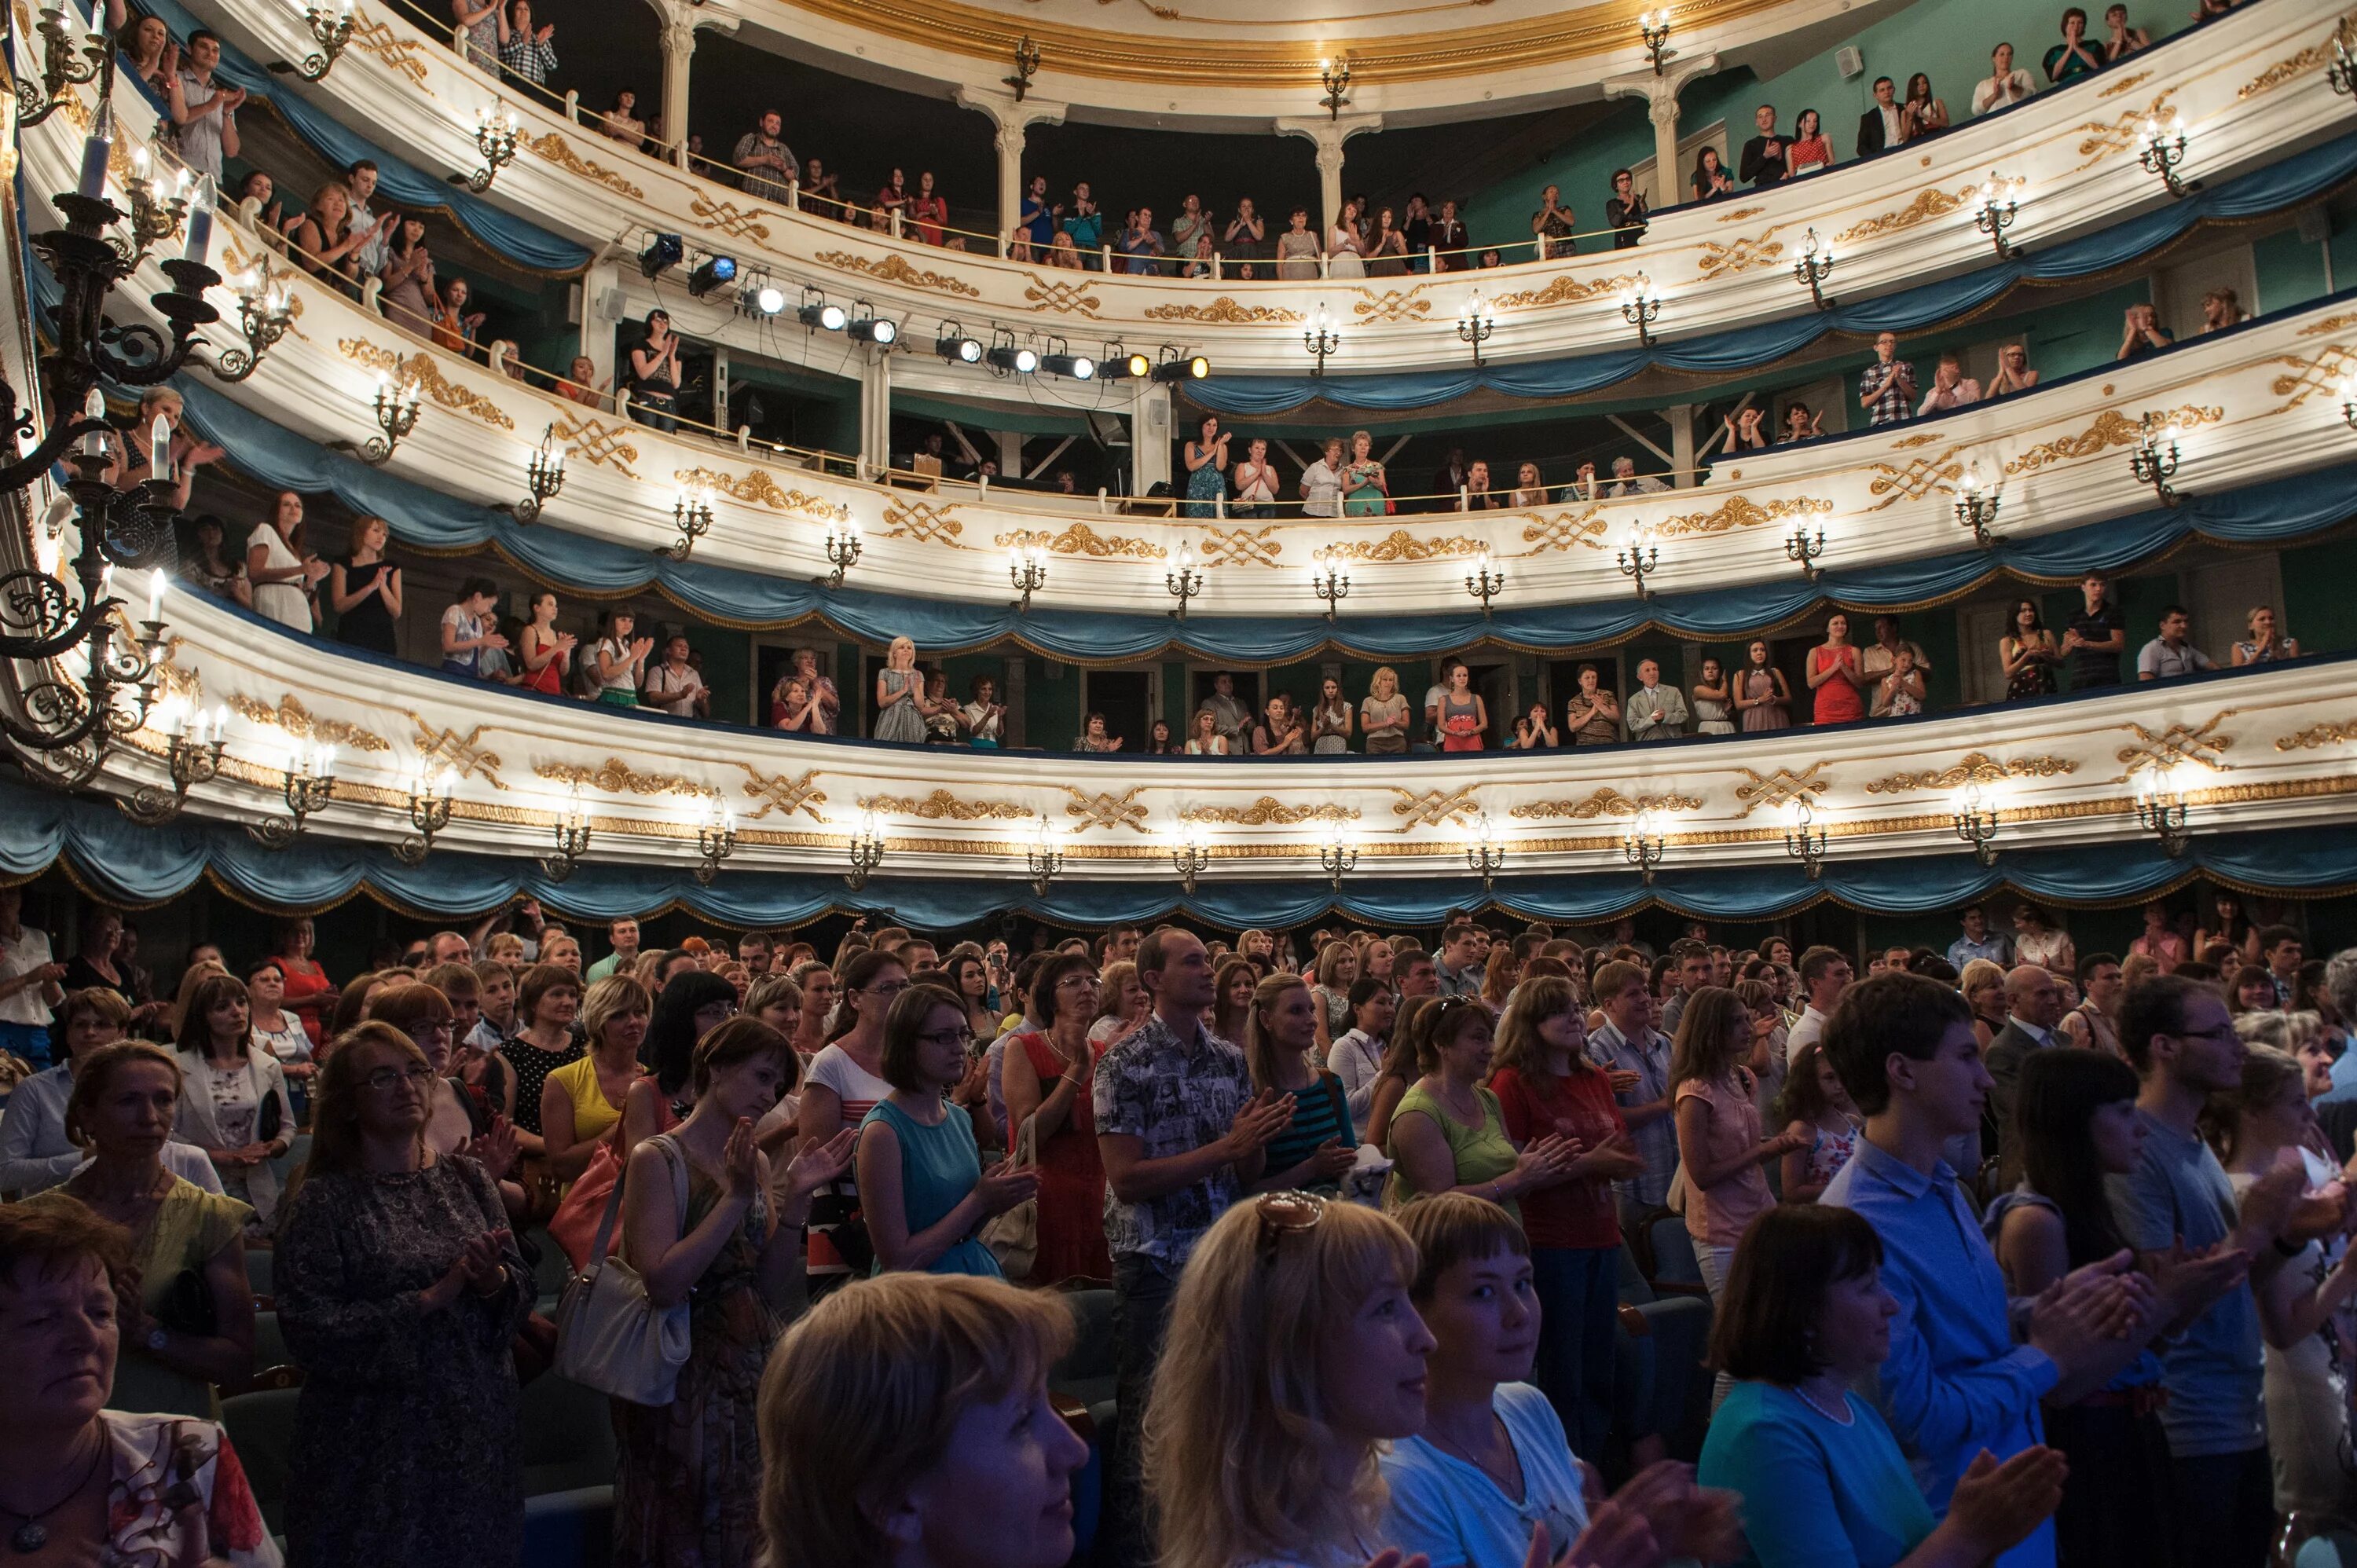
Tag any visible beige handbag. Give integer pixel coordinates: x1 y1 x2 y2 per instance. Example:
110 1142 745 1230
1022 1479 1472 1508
980 1112 1039 1280
552 1133 692 1405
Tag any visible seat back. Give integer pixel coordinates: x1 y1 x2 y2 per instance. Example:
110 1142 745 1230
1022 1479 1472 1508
250 1309 299 1387
1645 1214 1705 1290
520 1373 620 1497
219 1386 302 1535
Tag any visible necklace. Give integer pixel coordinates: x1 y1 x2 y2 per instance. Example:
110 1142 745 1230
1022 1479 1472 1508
1794 1381 1853 1425
2 1427 107 1552
1425 1409 1520 1496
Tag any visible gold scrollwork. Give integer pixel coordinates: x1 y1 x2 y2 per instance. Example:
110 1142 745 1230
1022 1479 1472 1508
2116 713 2236 776
1196 527 1283 567
1485 275 1634 311
1517 507 1609 555
1694 234 1785 280
2301 312 2357 337
1833 185 1971 247
230 694 391 753
1389 786 1482 830
881 499 965 544
537 758 712 798
739 767 828 822
1351 288 1438 323
2267 346 2357 415
816 251 982 299
1656 495 1830 538
1732 764 1827 816
2099 69 2154 97
860 789 1032 821
1021 274 1102 315
2066 97 2178 174
524 133 644 200
1322 529 1487 562
2278 719 2357 752
548 412 640 478
1064 786 1150 833
993 522 1167 559
1863 751 2080 794
1179 797 1361 826
346 13 434 87
1140 295 1303 324
688 194 775 243
1510 788 1703 821
2238 39 2329 101
336 339 516 431
2003 404 2225 478
409 720 505 788
1714 206 1767 223
674 467 841 518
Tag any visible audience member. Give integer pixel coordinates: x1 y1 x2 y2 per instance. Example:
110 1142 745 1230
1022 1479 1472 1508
1786 108 1834 176
857 984 1032 1277
2139 603 2217 680
2231 605 2300 665
1857 75 1903 158
1975 41 2038 113
1739 104 1788 187
2105 3 2153 57
496 0 555 85
2047 6 2107 81
1736 639 1793 731
2118 302 2175 361
1859 332 1917 427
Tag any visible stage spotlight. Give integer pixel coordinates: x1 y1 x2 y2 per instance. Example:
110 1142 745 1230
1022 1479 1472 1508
1041 352 1095 380
797 288 848 332
1102 348 1151 379
1152 350 1211 383
686 255 737 298
743 282 786 316
846 303 897 345
636 233 684 279
935 328 983 365
987 343 1039 375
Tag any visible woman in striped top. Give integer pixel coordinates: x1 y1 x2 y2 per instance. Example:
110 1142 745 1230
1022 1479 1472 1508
1242 972 1359 1194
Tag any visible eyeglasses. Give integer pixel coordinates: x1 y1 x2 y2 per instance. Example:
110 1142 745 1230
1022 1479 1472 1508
864 980 909 998
364 1064 438 1091
1254 1191 1327 1262
917 1026 977 1050
1058 974 1102 990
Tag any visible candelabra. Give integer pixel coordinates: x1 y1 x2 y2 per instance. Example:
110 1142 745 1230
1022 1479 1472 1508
1464 550 1505 619
1952 786 2000 868
328 376 421 464
2131 415 2181 507
121 152 189 270
1310 549 1351 621
662 488 713 561
213 261 295 382
1622 811 1666 885
1005 34 1041 101
1783 798 1827 881
845 813 885 892
1620 275 1661 347
1026 819 1065 897
1953 462 2000 547
1455 291 1494 367
816 507 863 588
391 768 456 866
15 2 111 129
1303 303 1340 377
2135 780 2191 858
1638 7 1676 73
1617 533 1659 599
452 104 522 193
1171 831 1210 896
1009 543 1050 612
247 744 336 850
2139 116 2193 197
2344 374 2357 431
1974 174 2021 258
1464 816 1505 892
1319 829 1358 892
1165 541 1203 620
1318 55 1352 119
695 800 738 885
505 426 567 523
268 0 357 79
540 792 592 882
1792 228 1835 310
2333 21 2356 98
1783 523 1826 581
118 702 226 824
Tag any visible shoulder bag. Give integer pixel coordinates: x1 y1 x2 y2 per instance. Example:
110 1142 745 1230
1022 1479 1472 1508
552 1131 692 1405
980 1107 1039 1280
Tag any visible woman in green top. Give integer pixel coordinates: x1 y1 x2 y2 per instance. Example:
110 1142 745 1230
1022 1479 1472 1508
1386 996 1578 1216
856 984 1038 1277
1342 429 1389 516
1242 973 1360 1194
34 1042 255 1417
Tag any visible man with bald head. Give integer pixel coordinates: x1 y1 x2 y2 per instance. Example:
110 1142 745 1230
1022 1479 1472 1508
1983 962 2067 1160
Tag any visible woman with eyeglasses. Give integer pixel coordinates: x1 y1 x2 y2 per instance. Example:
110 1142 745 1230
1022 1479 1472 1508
856 984 1036 1277
999 951 1113 1284
276 1023 532 1568
797 948 907 1290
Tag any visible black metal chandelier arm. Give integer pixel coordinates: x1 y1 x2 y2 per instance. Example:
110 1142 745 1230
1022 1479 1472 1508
0 684 119 753
0 412 115 496
0 584 118 663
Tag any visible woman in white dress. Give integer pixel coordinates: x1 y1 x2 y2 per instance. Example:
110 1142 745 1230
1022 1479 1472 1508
246 490 325 631
1326 198 1368 280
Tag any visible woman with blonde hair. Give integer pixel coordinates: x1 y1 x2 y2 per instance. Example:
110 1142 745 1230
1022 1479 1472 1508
1146 1192 1434 1568
1480 942 1519 1013
163 954 229 1039
1361 665 1411 754
538 973 649 1182
1089 958 1149 1051
1960 958 2008 1050
874 635 926 744
1313 940 1361 1049
1244 973 1360 1195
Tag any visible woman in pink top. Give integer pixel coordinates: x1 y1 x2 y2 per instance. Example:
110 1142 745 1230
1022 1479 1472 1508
1670 986 1808 1299
2128 900 2187 974
1805 610 1866 725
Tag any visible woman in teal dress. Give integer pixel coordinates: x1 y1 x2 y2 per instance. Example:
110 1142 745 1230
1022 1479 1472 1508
1343 429 1389 515
873 635 927 744
856 984 1038 1276
1183 415 1230 518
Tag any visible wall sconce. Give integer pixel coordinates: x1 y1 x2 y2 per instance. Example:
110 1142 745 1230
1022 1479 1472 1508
248 742 335 850
817 506 862 588
1319 824 1358 892
1974 174 2022 259
506 424 566 524
268 0 356 79
123 150 190 269
1310 548 1351 621
1617 526 1659 599
393 767 456 866
1463 814 1505 892
1303 302 1340 376
845 811 885 891
1026 815 1065 897
1457 291 1496 367
1171 829 1210 896
1319 54 1353 119
1623 810 1666 885
214 262 294 383
1792 228 1835 310
1953 461 2000 547
453 104 522 193
1464 549 1504 618
1638 7 1675 73
2131 414 2181 507
541 789 592 882
1005 34 1042 101
1620 275 1661 347
1783 797 1827 881
1009 543 1050 612
16 0 109 129
1784 522 1825 581
1952 784 1999 867
1166 540 1203 620
328 373 420 465
119 700 226 824
662 487 714 561
2139 116 2193 198
2331 20 2355 97
2340 374 2355 430
695 798 738 885
2134 773 2190 857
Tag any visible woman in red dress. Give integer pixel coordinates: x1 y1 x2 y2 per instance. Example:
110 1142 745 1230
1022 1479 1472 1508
997 950 1112 1284
273 914 336 1051
517 589 576 697
1805 610 1866 725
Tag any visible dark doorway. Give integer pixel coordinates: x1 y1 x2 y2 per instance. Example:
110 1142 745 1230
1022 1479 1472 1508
1086 670 1153 753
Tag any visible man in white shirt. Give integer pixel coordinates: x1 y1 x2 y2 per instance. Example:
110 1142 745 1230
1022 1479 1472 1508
1625 658 1689 742
0 887 64 1065
167 31 245 182
1973 42 2037 115
642 634 710 717
1602 456 1667 497
1424 660 1463 749
1589 959 1676 1224
1785 944 1855 1065
345 161 392 279
1855 75 1904 158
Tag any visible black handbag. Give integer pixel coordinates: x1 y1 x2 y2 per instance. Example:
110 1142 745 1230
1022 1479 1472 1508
257 1088 283 1145
157 1267 216 1338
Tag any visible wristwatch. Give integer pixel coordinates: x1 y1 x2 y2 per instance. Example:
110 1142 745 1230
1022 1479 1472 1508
145 1324 169 1353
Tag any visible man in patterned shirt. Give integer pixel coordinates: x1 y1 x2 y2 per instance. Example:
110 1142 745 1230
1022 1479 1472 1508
1858 332 1917 427
1094 925 1292 1562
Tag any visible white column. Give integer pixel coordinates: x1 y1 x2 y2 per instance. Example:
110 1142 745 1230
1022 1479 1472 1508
645 0 737 171
1274 113 1384 240
955 86 1069 254
1601 54 1718 211
1668 403 1696 490
1131 383 1171 496
576 258 619 395
858 347 892 478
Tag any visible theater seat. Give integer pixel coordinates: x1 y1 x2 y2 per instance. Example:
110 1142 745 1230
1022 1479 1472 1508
249 1309 299 1387
219 1385 302 1536
520 1374 619 1498
1050 1287 1118 1436
1615 1243 1714 1463
244 1247 272 1302
519 1225 574 1313
522 1484 614 1568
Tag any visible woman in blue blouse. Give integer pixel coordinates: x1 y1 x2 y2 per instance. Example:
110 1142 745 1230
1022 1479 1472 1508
1697 1205 2067 1568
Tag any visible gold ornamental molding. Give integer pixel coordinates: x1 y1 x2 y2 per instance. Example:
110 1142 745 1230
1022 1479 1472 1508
738 767 829 822
1862 751 2080 794
1656 494 1828 539
993 522 1168 559
860 789 1032 821
1140 295 1304 324
2098 69 2155 97
1693 233 1787 280
1732 764 1827 815
815 251 983 299
2114 713 2236 777
229 694 391 753
2278 718 2357 751
336 339 516 432
881 499 966 544
689 194 778 244
2007 405 2223 478
1832 185 1972 247
1351 286 1440 323
676 467 842 518
2237 14 2353 99
1324 529 1487 562
1486 274 1633 312
2066 96 2179 175
1517 507 1610 555
1020 274 1103 315
1063 787 1151 833
408 720 507 788
537 757 713 798
2264 345 2357 414
1714 206 1767 224
1197 526 1285 567
2300 312 2357 337
1389 786 1482 830
345 9 436 89
1511 788 1705 820
525 133 644 200
548 412 641 478
1178 796 1362 826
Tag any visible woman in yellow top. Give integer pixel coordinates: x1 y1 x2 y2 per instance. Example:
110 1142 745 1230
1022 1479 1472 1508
541 973 651 1183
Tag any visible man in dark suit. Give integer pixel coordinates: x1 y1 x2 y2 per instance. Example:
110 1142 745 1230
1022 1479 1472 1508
1856 75 1903 159
1982 963 2068 1159
1738 103 1787 188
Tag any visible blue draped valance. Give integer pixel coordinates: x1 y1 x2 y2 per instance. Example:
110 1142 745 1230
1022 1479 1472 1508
1190 130 2357 416
5 779 2350 925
